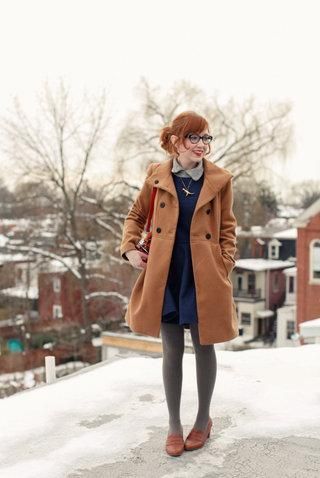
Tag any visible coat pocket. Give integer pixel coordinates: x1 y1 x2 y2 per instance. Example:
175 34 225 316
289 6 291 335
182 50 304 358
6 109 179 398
210 244 230 278
220 253 235 276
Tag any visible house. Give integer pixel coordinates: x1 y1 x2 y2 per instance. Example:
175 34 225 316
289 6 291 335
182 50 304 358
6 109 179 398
236 225 296 261
232 258 295 343
276 197 320 346
295 198 320 343
38 264 123 329
0 252 39 308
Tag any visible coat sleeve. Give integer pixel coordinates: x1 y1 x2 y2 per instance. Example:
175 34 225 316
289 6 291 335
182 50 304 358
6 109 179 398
219 177 237 272
120 163 156 261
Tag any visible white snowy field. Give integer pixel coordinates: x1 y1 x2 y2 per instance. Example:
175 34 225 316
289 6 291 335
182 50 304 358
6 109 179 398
0 344 320 478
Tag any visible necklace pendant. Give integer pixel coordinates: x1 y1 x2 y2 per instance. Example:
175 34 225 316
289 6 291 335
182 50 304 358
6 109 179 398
182 188 195 197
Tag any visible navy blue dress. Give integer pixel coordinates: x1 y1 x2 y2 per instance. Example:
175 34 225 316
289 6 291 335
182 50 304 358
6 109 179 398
161 173 204 328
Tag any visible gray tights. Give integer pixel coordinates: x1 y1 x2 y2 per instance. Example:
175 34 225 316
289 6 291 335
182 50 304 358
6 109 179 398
160 322 217 435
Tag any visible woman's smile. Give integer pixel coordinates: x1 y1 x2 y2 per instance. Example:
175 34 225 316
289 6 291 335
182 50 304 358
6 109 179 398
193 149 203 157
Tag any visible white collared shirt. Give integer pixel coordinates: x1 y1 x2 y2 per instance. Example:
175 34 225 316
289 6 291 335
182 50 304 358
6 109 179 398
171 156 204 181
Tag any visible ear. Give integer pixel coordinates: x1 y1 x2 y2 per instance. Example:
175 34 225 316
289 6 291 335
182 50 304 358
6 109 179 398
170 134 178 145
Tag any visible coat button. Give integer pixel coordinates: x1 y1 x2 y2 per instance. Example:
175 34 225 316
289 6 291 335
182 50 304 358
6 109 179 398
156 227 162 233
154 179 159 184
160 202 165 208
206 208 211 214
205 233 211 239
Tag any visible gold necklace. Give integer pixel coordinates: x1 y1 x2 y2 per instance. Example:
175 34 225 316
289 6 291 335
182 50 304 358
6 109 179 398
179 176 194 197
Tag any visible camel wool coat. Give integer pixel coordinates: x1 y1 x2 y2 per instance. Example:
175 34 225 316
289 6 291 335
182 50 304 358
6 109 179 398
120 156 239 345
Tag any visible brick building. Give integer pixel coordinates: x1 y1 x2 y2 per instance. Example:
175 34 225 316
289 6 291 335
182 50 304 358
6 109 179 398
295 198 320 327
38 267 123 328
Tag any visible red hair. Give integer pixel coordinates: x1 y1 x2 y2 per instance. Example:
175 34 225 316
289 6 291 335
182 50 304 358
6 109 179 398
159 111 211 157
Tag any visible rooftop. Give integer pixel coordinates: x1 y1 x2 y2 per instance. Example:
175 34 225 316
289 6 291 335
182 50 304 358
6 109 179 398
1 343 319 477
235 258 295 271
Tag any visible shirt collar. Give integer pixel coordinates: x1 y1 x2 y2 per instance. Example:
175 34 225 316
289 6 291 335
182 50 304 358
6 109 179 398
171 157 204 181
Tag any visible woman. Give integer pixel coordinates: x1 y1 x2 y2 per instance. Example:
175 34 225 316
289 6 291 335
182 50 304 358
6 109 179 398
120 111 238 457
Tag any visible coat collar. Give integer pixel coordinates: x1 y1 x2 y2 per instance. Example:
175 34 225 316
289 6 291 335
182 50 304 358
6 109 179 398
146 156 233 212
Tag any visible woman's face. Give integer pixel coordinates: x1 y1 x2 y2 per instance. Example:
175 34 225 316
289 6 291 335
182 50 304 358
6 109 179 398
171 128 210 167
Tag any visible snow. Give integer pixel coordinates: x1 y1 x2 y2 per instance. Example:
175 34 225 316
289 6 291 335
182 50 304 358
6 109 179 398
85 291 128 303
301 318 320 328
256 309 274 318
283 266 297 276
300 318 320 339
0 344 319 477
277 205 304 219
6 246 82 280
0 285 39 299
235 258 295 271
0 234 9 247
295 197 320 227
0 252 32 263
273 228 297 239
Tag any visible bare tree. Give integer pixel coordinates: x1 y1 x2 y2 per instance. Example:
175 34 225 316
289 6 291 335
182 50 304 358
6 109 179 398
286 180 320 209
1 81 127 341
115 77 294 181
233 179 280 229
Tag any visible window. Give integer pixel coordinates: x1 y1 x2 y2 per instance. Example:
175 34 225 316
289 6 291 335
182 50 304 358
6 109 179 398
248 273 256 292
53 305 62 319
241 312 251 325
286 320 295 340
310 239 320 283
268 239 281 260
289 276 295 293
53 277 61 293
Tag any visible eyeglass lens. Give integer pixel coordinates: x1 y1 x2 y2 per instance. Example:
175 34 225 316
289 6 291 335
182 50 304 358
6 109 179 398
188 133 213 144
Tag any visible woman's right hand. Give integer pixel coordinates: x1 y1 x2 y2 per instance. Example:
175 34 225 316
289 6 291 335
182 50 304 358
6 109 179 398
125 249 148 270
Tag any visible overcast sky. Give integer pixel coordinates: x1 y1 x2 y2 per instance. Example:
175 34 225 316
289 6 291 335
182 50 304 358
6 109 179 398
0 0 319 189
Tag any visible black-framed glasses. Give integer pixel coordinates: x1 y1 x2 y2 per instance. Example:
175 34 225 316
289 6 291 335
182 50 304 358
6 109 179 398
185 133 214 145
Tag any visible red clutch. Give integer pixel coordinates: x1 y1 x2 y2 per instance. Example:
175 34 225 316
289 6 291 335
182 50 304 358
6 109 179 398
135 186 157 256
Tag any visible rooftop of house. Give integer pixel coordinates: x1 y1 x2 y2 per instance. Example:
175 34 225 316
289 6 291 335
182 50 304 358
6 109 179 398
0 343 319 477
272 228 297 239
0 252 35 265
235 258 295 272
0 285 39 300
294 197 320 227
237 223 297 239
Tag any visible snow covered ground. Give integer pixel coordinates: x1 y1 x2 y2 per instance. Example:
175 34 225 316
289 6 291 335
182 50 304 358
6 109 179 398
1 344 320 478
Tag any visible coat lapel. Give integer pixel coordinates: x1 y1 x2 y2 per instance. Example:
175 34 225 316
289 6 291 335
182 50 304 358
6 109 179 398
146 157 233 213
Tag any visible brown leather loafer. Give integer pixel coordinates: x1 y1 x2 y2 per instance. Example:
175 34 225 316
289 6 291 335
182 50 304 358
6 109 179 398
184 418 213 451
165 433 184 456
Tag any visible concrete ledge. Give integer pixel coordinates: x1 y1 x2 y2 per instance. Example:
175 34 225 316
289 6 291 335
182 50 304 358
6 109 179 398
101 331 194 354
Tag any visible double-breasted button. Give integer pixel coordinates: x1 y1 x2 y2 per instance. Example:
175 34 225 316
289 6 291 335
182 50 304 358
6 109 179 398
160 202 165 208
205 233 211 239
154 179 159 184
156 227 162 233
206 208 211 214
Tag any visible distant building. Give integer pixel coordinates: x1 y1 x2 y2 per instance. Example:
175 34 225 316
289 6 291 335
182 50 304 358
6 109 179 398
38 267 122 328
236 225 296 261
276 197 320 346
232 258 294 342
295 198 320 342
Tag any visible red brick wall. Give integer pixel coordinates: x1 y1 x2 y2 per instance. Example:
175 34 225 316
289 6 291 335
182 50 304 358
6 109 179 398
297 213 320 325
38 269 123 326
